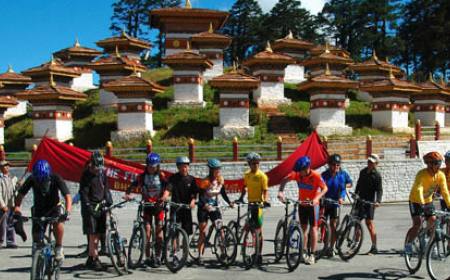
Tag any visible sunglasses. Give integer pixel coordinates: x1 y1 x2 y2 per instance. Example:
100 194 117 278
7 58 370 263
249 161 260 165
425 160 442 166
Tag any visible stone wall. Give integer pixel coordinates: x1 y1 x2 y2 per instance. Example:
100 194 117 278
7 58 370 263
13 158 425 207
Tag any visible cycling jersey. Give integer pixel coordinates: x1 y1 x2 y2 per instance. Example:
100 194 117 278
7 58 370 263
321 169 352 203
244 169 268 203
409 169 450 207
288 170 326 201
127 172 167 203
198 176 230 207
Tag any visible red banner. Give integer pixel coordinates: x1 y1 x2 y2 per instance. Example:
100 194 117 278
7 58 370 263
27 131 328 193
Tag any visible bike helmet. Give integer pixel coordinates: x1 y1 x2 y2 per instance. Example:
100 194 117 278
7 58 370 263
90 151 104 168
207 158 222 169
293 156 311 172
32 160 51 183
444 151 450 161
176 156 190 165
146 152 161 166
423 151 443 164
328 154 342 165
246 152 261 163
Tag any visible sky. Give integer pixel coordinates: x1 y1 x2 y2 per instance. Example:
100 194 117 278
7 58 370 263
0 0 326 74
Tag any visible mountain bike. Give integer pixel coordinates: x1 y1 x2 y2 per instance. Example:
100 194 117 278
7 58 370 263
190 205 238 266
227 201 248 244
273 198 304 271
426 210 450 280
315 197 338 260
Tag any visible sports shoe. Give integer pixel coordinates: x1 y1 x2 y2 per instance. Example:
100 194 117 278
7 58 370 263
305 254 315 265
55 246 64 261
404 243 413 255
6 244 18 249
368 245 378 255
302 253 309 263
90 258 107 271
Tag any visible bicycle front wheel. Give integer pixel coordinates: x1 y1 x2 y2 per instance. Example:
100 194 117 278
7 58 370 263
274 219 286 263
426 237 450 280
316 218 331 260
404 229 424 274
337 220 363 261
188 222 200 262
128 224 145 269
164 227 189 273
30 249 47 280
213 225 238 266
285 223 303 272
241 228 259 270
107 230 129 275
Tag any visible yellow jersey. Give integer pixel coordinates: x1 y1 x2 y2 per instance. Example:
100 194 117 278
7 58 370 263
409 169 450 206
244 169 268 203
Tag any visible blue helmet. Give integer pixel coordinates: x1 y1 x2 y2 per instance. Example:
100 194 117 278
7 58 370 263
207 158 221 169
32 160 52 183
176 156 190 165
293 156 311 172
146 153 161 166
246 152 261 163
445 151 450 161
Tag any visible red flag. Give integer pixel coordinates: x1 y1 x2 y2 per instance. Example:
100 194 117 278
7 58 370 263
28 131 328 193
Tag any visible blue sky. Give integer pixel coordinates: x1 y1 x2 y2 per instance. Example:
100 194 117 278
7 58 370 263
0 0 324 73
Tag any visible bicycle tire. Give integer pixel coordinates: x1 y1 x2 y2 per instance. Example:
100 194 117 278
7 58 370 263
426 236 450 280
227 221 241 243
107 230 129 275
188 222 200 261
337 220 363 261
316 218 331 260
213 225 238 266
404 229 424 274
273 219 286 263
241 227 259 270
285 223 303 272
164 227 189 273
31 249 46 280
128 224 145 269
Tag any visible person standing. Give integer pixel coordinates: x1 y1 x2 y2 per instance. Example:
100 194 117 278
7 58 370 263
354 153 383 255
0 160 18 248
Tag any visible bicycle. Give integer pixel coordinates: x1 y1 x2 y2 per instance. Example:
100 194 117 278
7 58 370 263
227 201 248 244
273 198 304 271
163 201 190 273
336 192 375 261
20 213 65 280
100 199 132 275
189 205 238 266
426 210 450 280
315 197 338 260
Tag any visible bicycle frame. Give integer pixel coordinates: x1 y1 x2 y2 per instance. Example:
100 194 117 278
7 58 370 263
230 202 247 242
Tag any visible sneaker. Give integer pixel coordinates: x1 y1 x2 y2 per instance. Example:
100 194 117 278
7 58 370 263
404 243 413 255
154 256 161 267
368 245 378 255
6 244 18 249
305 254 315 265
144 258 152 267
85 257 94 267
55 246 64 261
98 249 108 256
91 258 106 271
302 253 309 263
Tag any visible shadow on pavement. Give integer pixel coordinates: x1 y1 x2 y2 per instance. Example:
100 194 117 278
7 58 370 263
318 267 424 280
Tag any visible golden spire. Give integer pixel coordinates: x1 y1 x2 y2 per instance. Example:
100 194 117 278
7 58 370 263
115 45 121 57
132 65 138 76
372 50 378 61
208 22 214 33
324 42 330 54
50 73 56 87
121 29 128 38
74 37 80 47
389 67 395 79
385 56 389 63
265 41 273 53
50 55 57 65
428 72 435 83
7 65 14 73
186 41 191 51
232 61 238 73
440 76 446 87
286 30 294 40
185 0 192 9
324 63 331 76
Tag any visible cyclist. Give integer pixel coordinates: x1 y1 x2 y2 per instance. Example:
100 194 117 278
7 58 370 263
124 152 169 266
405 151 450 254
278 156 328 265
237 152 270 263
197 158 233 265
440 151 450 211
79 151 113 271
321 154 352 256
14 160 72 261
166 156 198 236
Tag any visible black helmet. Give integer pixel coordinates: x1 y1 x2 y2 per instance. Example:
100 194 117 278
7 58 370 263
91 151 104 168
328 154 342 165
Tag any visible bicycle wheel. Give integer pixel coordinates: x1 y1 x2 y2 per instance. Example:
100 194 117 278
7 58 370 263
404 229 424 274
107 230 129 275
426 237 450 280
128 224 145 269
31 249 46 280
274 219 286 263
285 223 303 272
337 220 363 261
188 222 200 261
227 221 241 243
164 227 189 273
316 218 331 260
213 225 238 266
53 259 61 280
241 228 259 270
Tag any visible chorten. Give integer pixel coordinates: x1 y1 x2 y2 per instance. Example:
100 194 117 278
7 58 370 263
297 63 358 136
103 74 165 139
0 65 32 118
151 0 229 56
243 42 295 108
0 95 18 144
190 23 232 81
53 38 102 92
302 43 353 78
22 57 82 87
272 31 314 83
96 31 151 60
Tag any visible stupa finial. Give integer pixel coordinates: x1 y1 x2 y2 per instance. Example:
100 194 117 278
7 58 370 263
265 41 273 53
115 45 121 57
7 65 14 73
428 72 435 83
185 0 192 9
50 73 56 87
186 41 191 51
74 37 80 47
389 67 395 79
121 29 128 38
372 50 378 61
324 42 330 54
325 63 331 76
286 30 294 40
208 22 214 33
50 55 57 65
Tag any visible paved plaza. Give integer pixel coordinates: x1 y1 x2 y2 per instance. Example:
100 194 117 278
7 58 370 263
0 203 443 279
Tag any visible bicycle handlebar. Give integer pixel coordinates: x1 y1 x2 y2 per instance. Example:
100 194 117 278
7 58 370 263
349 192 377 205
166 201 190 210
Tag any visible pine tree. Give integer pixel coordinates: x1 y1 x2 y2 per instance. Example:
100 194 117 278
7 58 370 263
222 0 264 65
110 0 150 38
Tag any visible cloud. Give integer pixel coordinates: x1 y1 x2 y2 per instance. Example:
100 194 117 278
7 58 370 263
257 0 326 15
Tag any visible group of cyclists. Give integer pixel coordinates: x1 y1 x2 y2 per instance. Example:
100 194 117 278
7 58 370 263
2 147 450 276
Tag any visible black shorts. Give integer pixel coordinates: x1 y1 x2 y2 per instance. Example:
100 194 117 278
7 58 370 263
299 205 319 227
197 208 222 224
81 205 88 235
171 208 193 235
248 204 263 229
356 202 375 220
85 212 107 235
440 200 449 211
409 202 435 218
323 204 340 219
143 207 164 226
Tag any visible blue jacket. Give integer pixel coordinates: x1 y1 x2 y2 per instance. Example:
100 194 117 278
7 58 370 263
321 169 352 204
